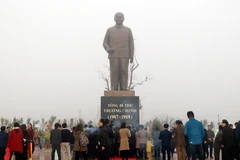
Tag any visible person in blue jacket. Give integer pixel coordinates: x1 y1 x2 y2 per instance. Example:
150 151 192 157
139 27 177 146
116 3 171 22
184 111 204 160
0 126 8 160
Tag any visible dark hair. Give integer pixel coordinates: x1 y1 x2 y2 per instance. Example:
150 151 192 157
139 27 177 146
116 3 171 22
229 124 233 127
76 124 83 131
1 126 6 132
104 119 110 125
222 119 229 126
62 123 67 128
21 124 27 131
187 111 194 118
219 125 223 130
14 122 20 127
139 125 144 129
54 123 59 129
7 126 10 129
121 122 127 129
99 119 105 125
28 123 32 129
176 120 182 125
155 127 160 131
89 125 93 128
72 126 76 131
235 122 238 126
14 122 20 133
84 124 88 128
164 123 169 129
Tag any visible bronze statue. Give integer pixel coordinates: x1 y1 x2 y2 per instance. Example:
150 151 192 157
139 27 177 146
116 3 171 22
103 12 134 91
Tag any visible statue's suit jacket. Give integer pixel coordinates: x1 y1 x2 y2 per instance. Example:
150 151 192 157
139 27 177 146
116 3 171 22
103 25 134 59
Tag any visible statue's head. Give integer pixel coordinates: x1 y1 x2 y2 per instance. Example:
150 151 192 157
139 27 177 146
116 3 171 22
114 12 124 25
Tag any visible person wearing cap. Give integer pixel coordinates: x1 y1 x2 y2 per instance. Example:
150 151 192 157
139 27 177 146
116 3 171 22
172 120 186 160
184 111 204 160
221 119 234 160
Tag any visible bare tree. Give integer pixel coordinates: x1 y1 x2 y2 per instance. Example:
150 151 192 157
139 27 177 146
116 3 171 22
41 117 48 131
26 117 32 124
99 55 151 91
210 121 215 129
128 55 151 90
48 115 57 127
201 119 208 128
33 120 40 129
1 117 4 125
70 118 74 128
98 66 110 91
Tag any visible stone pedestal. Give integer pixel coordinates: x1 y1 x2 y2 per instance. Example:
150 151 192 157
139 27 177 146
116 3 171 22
104 90 135 96
101 90 139 127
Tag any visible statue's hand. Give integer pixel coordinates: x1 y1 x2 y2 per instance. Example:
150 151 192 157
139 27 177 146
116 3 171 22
130 57 133 63
107 48 114 54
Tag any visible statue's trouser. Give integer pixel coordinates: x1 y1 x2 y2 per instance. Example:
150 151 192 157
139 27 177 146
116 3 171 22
109 58 129 90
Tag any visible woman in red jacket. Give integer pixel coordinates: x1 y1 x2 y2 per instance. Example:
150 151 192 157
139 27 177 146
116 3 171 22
7 122 23 160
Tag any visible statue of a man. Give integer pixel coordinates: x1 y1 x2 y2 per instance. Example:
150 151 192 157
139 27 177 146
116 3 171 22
103 12 134 91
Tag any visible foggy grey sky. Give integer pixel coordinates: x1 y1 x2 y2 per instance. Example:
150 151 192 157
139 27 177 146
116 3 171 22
0 0 240 124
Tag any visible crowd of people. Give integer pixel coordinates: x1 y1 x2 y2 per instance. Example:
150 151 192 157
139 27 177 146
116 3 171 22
0 111 240 160
0 122 35 160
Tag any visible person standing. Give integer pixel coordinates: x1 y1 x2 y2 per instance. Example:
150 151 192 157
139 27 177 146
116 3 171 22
7 122 24 160
202 128 208 159
236 121 240 160
152 127 161 157
27 123 35 153
97 119 109 160
0 126 8 160
184 111 204 160
138 125 148 159
160 124 172 160
135 127 140 158
50 123 61 160
172 120 186 160
127 125 136 158
61 123 71 160
221 119 234 160
20 124 29 160
206 125 215 158
70 126 75 160
214 125 223 160
233 122 239 160
119 122 131 160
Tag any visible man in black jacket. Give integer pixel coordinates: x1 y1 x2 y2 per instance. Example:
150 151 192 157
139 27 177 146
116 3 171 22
214 125 223 160
50 123 62 160
233 122 239 160
221 119 234 160
61 123 71 160
159 123 172 160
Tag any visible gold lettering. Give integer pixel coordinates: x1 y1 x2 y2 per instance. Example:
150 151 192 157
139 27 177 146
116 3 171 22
124 104 133 107
121 115 131 119
108 103 118 107
122 109 137 113
104 109 121 113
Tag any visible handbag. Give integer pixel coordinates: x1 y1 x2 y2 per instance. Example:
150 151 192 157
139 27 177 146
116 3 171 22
11 152 16 160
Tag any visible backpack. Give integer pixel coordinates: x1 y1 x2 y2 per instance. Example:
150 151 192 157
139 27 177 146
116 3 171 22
79 132 89 146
